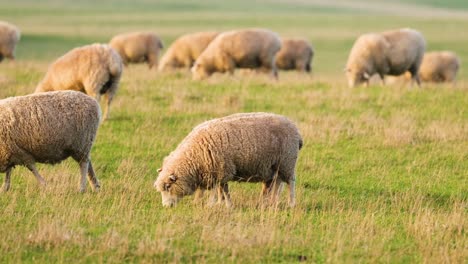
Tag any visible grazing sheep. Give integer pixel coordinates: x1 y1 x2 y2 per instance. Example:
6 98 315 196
0 21 20 62
191 28 282 80
275 39 314 72
35 43 123 121
419 51 460 84
109 32 163 69
158 31 219 71
154 112 303 208
345 28 426 88
0 91 101 192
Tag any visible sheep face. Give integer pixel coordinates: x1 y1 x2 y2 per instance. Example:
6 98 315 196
154 172 180 207
345 68 370 88
154 167 197 207
191 62 210 80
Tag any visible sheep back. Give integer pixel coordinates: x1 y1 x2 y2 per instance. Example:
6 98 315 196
381 28 426 76
419 51 460 83
158 31 218 71
275 39 314 72
0 21 20 61
0 91 101 172
109 32 163 68
346 28 425 87
35 43 122 98
191 28 281 79
155 112 302 201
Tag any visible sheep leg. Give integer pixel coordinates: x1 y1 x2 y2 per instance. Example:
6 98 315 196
147 52 158 69
261 178 281 205
26 164 46 187
207 189 218 206
263 179 283 205
193 188 204 204
269 57 279 80
415 75 421 87
296 60 307 72
272 65 279 80
273 181 284 202
216 184 224 203
103 92 113 121
410 73 421 87
220 183 232 208
262 181 272 196
379 74 385 86
87 161 100 191
79 160 89 192
2 168 12 192
288 177 296 208
408 65 421 88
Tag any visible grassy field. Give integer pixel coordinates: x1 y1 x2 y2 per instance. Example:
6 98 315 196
0 0 467 263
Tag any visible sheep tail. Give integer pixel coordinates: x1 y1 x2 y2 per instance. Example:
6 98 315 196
108 50 123 78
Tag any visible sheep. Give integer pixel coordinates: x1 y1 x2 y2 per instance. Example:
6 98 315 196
109 32 163 69
158 31 219 71
0 21 20 62
345 28 426 88
35 43 123 121
191 28 282 80
275 39 314 72
154 112 303 208
419 51 460 84
0 91 101 192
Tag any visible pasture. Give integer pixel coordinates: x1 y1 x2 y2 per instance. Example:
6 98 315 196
0 0 467 262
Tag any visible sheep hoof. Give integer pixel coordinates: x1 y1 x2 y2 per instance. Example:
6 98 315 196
1 185 10 192
224 201 233 208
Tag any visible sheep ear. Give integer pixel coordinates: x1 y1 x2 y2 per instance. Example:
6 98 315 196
169 175 177 182
363 72 370 79
157 168 162 173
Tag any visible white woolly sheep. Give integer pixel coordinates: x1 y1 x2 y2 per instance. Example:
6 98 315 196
191 29 282 80
0 91 101 192
0 21 20 62
109 32 163 69
345 28 426 88
35 43 123 121
419 51 460 84
154 112 303 208
158 31 219 71
276 39 314 72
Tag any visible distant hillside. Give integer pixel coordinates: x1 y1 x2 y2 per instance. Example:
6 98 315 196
400 0 468 10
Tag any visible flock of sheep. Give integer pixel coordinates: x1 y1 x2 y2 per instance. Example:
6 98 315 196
0 20 461 207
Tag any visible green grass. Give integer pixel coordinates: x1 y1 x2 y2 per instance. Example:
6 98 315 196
0 1 467 263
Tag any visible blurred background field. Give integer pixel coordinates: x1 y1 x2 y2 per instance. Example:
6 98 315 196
0 0 466 263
